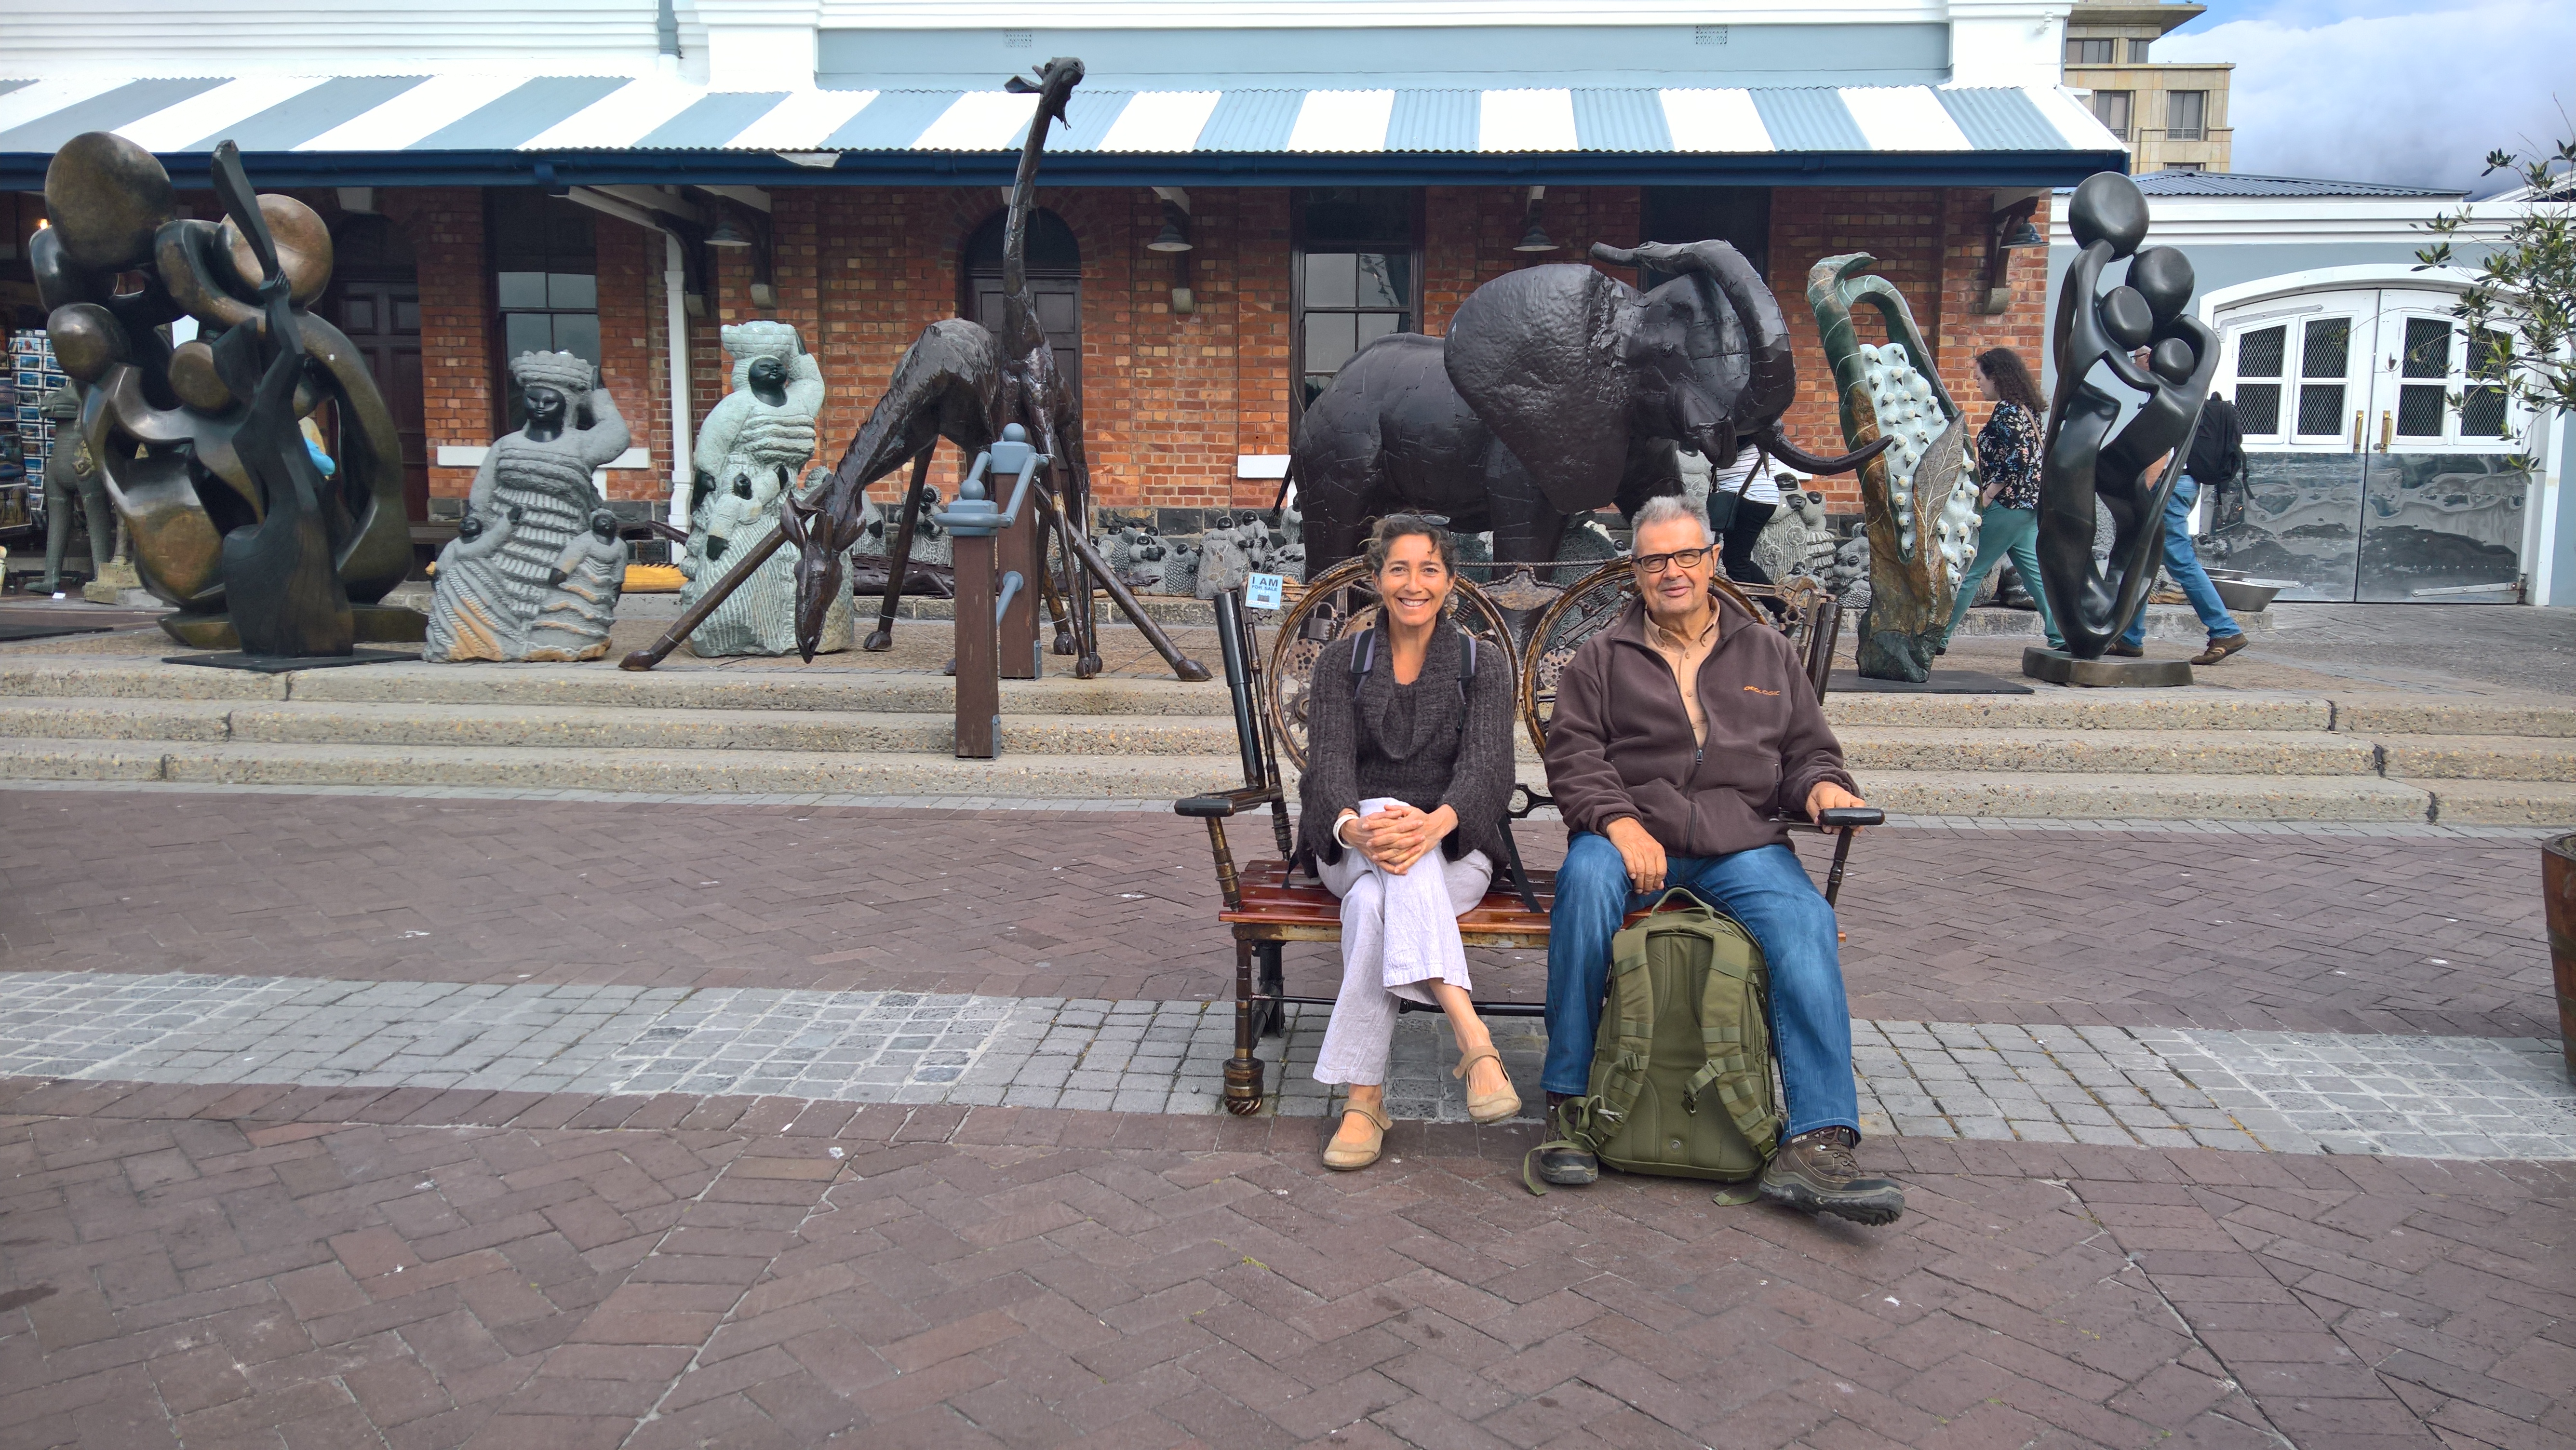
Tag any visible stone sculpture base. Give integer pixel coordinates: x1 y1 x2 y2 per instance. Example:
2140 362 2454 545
160 604 430 651
84 558 149 606
2022 647 2193 689
167 649 413 674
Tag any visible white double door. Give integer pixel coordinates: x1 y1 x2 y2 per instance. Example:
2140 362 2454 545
2211 286 2526 602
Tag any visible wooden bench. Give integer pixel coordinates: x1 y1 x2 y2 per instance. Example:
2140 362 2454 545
1176 560 1877 1115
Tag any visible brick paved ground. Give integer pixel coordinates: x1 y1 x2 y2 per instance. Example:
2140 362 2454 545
1 1080 2570 1450
1 790 2552 1037
5 786 2570 1448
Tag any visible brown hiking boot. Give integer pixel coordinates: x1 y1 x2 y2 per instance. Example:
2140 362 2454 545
2191 633 2248 666
2106 641 2146 658
1758 1128 1905 1226
1532 1093 1597 1186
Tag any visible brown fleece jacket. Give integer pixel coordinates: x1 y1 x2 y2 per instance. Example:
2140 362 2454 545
1542 591 1856 858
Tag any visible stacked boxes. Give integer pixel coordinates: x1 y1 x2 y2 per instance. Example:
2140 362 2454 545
1 331 54 530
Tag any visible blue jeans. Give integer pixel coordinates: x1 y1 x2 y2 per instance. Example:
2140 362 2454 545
1543 833 1860 1140
2121 477 2243 648
1945 503 2063 650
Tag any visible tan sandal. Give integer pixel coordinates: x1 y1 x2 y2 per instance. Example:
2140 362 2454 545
1454 1045 1523 1125
1323 1099 1393 1171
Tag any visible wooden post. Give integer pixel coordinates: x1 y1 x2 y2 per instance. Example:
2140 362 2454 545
953 526 998 758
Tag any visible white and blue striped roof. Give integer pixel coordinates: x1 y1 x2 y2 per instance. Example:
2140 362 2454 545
0 75 2125 188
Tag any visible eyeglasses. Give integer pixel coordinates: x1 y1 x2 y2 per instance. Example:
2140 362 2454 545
1631 547 1712 576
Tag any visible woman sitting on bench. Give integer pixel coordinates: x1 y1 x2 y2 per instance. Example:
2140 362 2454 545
1301 515 1522 1170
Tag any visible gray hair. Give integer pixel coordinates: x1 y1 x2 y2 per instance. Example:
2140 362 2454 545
1631 494 1714 546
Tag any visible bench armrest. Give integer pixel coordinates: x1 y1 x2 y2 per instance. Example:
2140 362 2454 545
1175 784 1282 819
1817 806 1885 829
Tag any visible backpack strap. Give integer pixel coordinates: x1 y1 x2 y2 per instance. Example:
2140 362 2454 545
1680 946 1781 1156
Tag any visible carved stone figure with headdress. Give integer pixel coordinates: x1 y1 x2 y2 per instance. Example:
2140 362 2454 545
424 350 629 661
677 322 849 656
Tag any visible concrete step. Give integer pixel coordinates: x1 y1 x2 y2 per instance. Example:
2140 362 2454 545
1822 690 2331 731
0 698 1252 756
2378 734 2576 782
2418 780 2576 827
0 655 2345 731
0 738 1262 799
2338 700 2576 738
0 736 2474 822
1836 727 2378 776
0 697 2399 778
1848 770 2438 822
0 657 1234 716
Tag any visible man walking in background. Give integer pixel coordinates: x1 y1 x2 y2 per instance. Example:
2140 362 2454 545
2110 360 2249 666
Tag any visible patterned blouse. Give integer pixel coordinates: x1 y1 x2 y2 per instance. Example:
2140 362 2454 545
1976 399 2043 510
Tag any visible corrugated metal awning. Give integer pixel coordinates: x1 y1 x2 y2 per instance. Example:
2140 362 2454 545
0 75 2127 188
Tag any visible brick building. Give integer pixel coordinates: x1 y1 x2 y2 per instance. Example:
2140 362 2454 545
1 0 2121 541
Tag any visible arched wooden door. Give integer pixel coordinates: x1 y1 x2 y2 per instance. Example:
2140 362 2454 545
327 214 428 524
962 209 1081 404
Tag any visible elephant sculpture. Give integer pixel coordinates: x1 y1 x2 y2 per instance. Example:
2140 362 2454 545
1291 240 1888 581
2038 172 2219 661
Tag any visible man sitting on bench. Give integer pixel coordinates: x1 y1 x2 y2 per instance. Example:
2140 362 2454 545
1531 495 1905 1226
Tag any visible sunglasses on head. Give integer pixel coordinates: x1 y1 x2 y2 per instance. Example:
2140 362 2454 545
1631 547 1712 576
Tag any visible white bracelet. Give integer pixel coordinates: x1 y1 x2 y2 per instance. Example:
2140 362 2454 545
1334 811 1360 846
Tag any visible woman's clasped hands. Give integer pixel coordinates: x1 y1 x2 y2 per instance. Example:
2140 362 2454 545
1348 801 1457 877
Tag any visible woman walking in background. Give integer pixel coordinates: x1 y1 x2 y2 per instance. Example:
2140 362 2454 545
1709 442 1784 586
1945 347 2064 651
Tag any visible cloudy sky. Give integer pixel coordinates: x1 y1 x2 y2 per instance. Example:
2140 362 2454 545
2157 0 2573 194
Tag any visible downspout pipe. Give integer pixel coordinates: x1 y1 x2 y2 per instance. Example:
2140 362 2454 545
663 229 692 531
562 186 698 537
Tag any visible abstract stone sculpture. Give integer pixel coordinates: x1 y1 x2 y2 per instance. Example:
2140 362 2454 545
677 322 848 656
2036 172 2219 668
1290 240 1891 582
33 134 420 651
1807 253 1981 681
424 351 630 662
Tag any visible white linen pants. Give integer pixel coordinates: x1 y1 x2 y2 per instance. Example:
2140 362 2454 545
1312 798 1493 1087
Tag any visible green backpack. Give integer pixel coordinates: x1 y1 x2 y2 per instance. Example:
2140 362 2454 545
1526 889 1783 1195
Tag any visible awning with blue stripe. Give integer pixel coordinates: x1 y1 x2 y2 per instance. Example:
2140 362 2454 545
0 75 2127 189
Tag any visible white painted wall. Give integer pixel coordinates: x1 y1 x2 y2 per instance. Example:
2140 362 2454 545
6 0 2051 84
4 0 665 75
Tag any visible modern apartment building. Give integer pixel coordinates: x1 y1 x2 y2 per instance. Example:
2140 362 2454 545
2064 0 2232 173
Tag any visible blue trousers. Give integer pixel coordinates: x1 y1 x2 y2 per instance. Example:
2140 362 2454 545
1946 504 2063 650
1543 833 1860 1139
2121 476 2244 648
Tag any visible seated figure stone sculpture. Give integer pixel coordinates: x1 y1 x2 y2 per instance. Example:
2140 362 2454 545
677 322 847 657
528 509 630 661
425 350 630 662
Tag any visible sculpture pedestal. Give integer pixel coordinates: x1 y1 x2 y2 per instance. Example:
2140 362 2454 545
2023 647 2193 688
83 558 153 607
